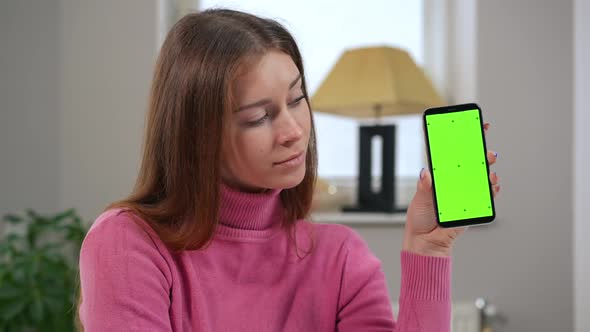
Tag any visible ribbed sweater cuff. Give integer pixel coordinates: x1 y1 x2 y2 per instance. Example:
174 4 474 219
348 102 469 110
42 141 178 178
400 250 452 301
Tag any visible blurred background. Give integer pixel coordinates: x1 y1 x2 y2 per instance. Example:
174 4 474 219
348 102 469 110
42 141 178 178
0 0 588 331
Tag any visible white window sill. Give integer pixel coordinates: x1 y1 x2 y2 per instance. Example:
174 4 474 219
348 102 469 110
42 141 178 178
311 211 406 226
310 176 416 226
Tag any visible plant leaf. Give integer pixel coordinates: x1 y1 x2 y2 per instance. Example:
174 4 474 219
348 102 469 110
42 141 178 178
0 296 27 321
52 209 76 224
5 233 21 243
72 213 83 226
42 296 64 315
0 207 88 331
43 285 67 298
38 243 64 252
0 242 15 256
25 208 42 221
2 214 23 224
29 294 44 323
0 285 24 300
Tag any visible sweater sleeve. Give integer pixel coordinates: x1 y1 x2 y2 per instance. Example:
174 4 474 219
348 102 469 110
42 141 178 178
396 251 452 332
78 211 173 332
335 229 452 332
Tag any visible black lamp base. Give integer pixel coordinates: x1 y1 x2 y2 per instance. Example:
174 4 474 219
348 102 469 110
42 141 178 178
341 124 407 214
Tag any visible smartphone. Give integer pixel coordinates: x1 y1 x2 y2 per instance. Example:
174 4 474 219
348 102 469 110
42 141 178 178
423 103 495 228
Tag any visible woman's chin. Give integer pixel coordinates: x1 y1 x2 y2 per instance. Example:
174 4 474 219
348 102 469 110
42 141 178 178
269 172 306 190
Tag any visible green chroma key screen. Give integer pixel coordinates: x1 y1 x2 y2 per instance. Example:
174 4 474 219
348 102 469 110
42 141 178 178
425 109 493 223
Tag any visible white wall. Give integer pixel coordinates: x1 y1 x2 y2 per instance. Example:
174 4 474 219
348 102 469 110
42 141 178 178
355 1 575 331
0 0 60 229
58 0 159 219
468 1 573 330
0 0 158 225
574 0 590 331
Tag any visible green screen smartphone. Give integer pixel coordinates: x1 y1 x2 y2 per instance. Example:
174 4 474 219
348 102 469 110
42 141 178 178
423 103 495 228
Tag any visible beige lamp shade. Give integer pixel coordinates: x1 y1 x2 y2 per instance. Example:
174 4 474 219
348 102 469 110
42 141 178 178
311 46 444 118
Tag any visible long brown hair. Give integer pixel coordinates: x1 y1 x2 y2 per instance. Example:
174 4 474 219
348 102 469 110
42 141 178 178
116 8 318 251
75 8 317 331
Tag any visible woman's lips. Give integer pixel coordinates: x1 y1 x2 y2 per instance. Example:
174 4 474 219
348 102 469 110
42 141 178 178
274 152 305 167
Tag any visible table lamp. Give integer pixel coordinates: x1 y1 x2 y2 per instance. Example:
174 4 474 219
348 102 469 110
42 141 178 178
311 46 443 213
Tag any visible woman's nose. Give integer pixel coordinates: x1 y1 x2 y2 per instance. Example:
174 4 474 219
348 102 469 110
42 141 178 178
276 111 303 146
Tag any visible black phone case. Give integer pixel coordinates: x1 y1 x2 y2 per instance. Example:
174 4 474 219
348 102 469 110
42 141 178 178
422 103 496 228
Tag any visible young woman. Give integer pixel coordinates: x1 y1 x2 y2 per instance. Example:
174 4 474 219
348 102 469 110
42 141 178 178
77 8 500 332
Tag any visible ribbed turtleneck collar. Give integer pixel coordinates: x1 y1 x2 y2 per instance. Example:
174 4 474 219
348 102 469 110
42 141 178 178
215 184 284 240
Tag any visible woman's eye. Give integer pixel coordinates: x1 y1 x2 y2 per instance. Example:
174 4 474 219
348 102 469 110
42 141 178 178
244 95 306 127
289 95 306 107
246 113 269 127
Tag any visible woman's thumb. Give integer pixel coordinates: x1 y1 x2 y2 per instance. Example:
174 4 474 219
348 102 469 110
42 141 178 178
418 168 433 193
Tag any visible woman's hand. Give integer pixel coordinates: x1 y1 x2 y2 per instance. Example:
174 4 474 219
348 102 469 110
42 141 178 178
403 123 500 257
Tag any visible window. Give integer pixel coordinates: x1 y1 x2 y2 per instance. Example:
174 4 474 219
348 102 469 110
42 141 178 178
198 0 427 180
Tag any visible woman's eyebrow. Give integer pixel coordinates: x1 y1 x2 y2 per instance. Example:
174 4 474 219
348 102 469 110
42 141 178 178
236 74 302 112
288 74 302 89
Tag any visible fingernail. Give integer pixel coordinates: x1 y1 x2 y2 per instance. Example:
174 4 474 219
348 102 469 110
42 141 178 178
495 152 498 158
420 168 425 180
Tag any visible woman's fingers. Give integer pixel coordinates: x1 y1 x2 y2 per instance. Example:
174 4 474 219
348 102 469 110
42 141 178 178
483 124 500 197
487 150 498 165
490 170 500 197
489 171 499 185
490 169 500 197
492 184 501 197
484 123 496 165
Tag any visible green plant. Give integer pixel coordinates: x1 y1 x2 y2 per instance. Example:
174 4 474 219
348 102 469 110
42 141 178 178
0 208 89 332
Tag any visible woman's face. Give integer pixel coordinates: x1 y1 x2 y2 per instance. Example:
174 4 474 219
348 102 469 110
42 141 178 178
221 50 311 192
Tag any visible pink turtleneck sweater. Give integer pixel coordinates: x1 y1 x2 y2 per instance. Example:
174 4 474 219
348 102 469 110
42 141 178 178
79 186 452 331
